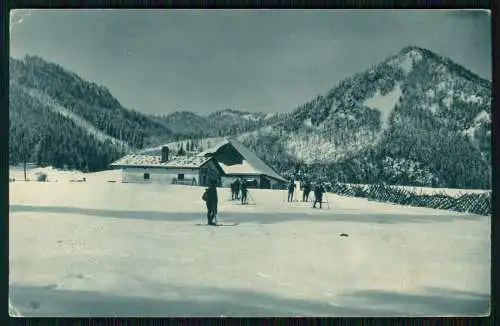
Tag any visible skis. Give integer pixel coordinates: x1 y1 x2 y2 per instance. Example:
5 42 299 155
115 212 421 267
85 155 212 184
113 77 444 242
195 222 239 227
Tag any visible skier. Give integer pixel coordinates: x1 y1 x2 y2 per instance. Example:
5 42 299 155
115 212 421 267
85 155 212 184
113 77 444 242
234 178 241 200
230 181 236 200
302 179 312 202
240 179 248 205
287 179 296 202
313 181 325 209
202 180 219 225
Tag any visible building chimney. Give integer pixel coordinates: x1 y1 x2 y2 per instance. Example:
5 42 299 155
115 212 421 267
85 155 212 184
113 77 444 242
161 146 169 163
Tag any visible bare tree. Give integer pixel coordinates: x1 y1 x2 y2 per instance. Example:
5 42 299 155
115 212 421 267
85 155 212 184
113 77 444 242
11 128 38 181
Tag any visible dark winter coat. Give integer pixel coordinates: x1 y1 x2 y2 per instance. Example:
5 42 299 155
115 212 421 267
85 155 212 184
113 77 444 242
288 182 296 192
206 185 218 204
314 184 325 198
240 181 248 193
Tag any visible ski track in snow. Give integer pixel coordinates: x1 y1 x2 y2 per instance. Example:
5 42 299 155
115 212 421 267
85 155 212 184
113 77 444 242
9 168 490 317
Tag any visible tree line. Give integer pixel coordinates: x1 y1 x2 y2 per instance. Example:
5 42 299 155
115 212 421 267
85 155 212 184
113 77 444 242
10 82 124 174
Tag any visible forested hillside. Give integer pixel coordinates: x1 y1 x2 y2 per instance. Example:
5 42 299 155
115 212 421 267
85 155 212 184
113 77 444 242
10 46 491 189
8 55 285 172
9 55 177 171
235 46 491 189
151 109 286 139
9 82 123 171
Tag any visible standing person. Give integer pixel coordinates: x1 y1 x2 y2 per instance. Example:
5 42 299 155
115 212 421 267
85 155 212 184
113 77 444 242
234 178 241 200
287 179 296 202
313 182 325 209
302 180 312 202
240 179 248 205
230 181 236 200
202 180 219 225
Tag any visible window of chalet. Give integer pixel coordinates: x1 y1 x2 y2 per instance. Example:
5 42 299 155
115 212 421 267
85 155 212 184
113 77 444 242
178 173 185 180
144 173 150 180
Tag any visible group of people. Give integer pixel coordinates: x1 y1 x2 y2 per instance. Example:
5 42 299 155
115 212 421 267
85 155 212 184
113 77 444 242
287 179 327 209
202 177 329 226
230 178 249 205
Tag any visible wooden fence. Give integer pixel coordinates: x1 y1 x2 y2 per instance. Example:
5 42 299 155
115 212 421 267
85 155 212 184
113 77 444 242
327 183 491 216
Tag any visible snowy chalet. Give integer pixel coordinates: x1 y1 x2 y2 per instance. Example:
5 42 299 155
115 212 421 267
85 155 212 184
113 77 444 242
110 138 287 189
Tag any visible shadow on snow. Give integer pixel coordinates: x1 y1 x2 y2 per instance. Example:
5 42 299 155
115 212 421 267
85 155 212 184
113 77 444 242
9 283 489 317
9 204 483 225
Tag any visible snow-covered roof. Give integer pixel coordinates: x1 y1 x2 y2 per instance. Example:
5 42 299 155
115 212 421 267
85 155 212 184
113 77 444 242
228 139 286 182
112 138 286 182
198 139 231 157
111 154 165 167
218 160 260 175
164 156 212 168
110 154 211 169
200 138 286 182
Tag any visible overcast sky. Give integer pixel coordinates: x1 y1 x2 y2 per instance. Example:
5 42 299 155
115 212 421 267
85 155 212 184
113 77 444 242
10 9 491 115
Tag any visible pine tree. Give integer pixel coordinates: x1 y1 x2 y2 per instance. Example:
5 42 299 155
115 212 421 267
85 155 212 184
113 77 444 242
177 144 186 156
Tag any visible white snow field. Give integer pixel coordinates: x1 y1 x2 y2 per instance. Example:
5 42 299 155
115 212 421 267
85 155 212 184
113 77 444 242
9 169 490 317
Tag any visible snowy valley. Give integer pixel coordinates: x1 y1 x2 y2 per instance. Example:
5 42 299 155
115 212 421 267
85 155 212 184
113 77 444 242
8 8 493 318
9 45 492 190
139 46 492 190
9 167 490 317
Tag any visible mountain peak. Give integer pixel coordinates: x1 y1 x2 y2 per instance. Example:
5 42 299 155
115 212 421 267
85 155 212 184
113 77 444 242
392 46 490 85
399 45 428 55
214 108 251 116
381 46 428 75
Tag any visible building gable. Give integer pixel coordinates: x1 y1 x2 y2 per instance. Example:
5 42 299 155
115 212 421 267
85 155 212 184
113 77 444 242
111 137 286 184
200 138 286 182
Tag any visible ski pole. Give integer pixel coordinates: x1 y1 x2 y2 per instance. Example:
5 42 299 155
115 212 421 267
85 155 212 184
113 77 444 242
249 191 256 205
324 195 330 209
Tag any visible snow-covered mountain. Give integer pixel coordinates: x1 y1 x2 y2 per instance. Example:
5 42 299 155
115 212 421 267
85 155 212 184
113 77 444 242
10 46 491 189
139 46 491 188
9 55 176 171
151 108 285 138
234 46 491 188
20 85 131 151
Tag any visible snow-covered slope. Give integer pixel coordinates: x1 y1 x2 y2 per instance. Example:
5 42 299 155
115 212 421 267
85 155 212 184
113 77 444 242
140 130 262 156
151 109 283 139
9 172 490 316
463 110 490 139
21 85 130 150
9 55 176 172
364 84 402 128
9 165 122 183
228 46 491 189
386 47 424 74
139 136 228 155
